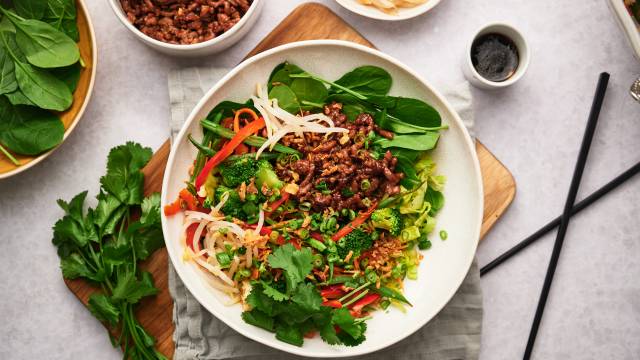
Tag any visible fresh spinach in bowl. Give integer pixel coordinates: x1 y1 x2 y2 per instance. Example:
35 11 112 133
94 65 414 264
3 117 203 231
0 0 81 165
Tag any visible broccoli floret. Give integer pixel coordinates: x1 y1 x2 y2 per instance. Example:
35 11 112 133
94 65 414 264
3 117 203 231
219 157 257 187
370 208 402 236
214 185 246 220
255 159 283 190
336 229 373 259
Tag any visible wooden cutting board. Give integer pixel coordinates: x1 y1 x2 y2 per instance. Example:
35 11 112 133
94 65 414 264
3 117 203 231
64 3 516 358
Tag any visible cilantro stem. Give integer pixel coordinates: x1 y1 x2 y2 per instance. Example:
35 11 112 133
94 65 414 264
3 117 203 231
0 143 19 166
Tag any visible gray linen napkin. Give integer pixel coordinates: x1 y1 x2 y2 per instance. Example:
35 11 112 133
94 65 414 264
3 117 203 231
167 67 482 360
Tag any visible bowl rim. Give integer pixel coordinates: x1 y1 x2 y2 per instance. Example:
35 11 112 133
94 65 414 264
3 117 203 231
607 0 640 61
108 0 262 50
334 0 442 21
0 0 98 180
161 39 483 357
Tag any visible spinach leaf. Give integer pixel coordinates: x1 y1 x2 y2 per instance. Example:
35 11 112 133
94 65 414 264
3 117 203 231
0 97 63 155
269 84 300 114
5 89 36 106
375 132 440 151
43 0 79 41
50 61 81 91
0 44 17 94
207 100 255 119
332 66 392 96
14 59 73 111
376 107 444 134
14 0 46 20
387 97 441 128
4 9 79 68
289 77 327 110
268 62 304 91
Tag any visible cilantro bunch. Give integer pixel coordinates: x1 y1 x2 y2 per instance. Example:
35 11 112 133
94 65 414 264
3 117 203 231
242 243 367 347
52 142 166 360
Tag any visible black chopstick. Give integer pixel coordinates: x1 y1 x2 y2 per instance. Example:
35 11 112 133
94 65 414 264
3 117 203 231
523 72 610 360
480 160 640 277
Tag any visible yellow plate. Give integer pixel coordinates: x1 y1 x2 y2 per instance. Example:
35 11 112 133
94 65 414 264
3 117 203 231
0 0 97 179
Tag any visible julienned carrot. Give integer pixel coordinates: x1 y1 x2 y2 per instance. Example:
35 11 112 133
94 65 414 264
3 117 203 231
195 116 265 189
163 198 182 216
233 108 259 133
179 189 198 211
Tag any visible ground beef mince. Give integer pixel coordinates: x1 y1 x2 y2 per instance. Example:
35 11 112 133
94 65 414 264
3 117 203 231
119 0 252 45
276 102 404 213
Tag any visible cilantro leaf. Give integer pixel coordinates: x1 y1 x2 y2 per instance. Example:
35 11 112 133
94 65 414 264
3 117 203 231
100 142 152 205
319 322 341 345
56 191 87 223
131 225 164 261
140 193 161 226
275 323 304 347
241 309 275 332
337 323 367 347
267 244 313 293
102 236 131 267
331 308 367 346
112 271 158 304
92 192 124 235
260 281 289 301
60 253 92 279
88 294 120 326
292 283 322 311
246 283 279 316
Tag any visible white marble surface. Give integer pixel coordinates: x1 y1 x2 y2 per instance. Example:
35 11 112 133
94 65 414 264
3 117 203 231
1 0 639 359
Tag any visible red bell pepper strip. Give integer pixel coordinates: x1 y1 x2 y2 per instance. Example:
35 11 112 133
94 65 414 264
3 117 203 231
310 232 324 242
349 293 380 314
322 300 343 308
266 192 290 213
321 285 346 299
331 201 378 241
185 223 200 250
195 117 265 189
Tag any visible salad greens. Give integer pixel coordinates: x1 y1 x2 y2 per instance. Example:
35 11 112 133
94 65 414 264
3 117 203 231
168 62 449 348
52 142 167 360
0 0 81 165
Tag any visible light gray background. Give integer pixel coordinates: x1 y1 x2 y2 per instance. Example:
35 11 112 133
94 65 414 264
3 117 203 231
0 0 638 359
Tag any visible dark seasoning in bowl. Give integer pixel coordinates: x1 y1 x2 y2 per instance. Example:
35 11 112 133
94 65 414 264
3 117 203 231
120 0 253 45
471 33 519 82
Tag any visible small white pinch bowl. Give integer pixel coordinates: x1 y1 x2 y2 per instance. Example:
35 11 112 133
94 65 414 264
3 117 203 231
462 22 530 90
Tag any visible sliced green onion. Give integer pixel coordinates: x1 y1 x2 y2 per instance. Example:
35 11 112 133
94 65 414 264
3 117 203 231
342 289 369 308
308 238 326 252
440 230 448 240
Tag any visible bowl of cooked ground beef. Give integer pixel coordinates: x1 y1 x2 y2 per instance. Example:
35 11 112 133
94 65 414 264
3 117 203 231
109 0 263 56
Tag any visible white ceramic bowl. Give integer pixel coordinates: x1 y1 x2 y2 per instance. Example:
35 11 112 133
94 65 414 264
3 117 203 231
161 40 483 357
607 0 640 61
108 0 263 57
462 22 530 90
335 0 441 21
